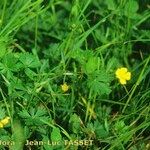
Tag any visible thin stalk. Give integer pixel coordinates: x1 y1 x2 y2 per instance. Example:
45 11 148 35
0 0 7 26
122 56 150 113
34 13 39 49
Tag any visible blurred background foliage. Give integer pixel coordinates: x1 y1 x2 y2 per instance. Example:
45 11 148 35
0 0 150 150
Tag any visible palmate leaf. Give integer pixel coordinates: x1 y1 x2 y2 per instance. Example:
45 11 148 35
0 53 20 80
84 56 99 74
18 108 49 126
70 49 94 65
71 49 100 74
114 120 129 135
8 76 26 92
88 80 111 95
0 53 19 72
87 70 112 95
86 121 109 139
44 44 60 58
94 120 109 138
19 52 40 68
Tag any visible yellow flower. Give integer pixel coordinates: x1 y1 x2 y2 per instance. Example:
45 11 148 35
115 67 131 85
61 83 69 92
0 122 4 128
1 117 10 125
0 117 10 128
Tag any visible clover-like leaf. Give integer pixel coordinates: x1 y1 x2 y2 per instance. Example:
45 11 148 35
124 0 139 18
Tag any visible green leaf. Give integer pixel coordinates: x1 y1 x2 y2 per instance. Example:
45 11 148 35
70 0 80 19
69 113 81 134
106 57 119 72
34 108 47 117
94 121 109 138
18 110 31 119
0 106 6 119
0 42 6 58
84 56 99 74
25 68 37 80
43 136 53 150
0 53 19 72
51 127 62 142
114 120 129 134
18 108 49 126
87 70 112 95
44 44 60 61
87 79 111 95
105 0 116 10
8 76 25 94
99 82 111 95
10 120 25 150
19 52 40 68
124 0 139 18
96 71 112 83
70 49 95 69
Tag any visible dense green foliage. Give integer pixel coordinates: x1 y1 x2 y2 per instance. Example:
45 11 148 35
0 0 150 150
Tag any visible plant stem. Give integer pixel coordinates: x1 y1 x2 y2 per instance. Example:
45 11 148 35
122 56 150 113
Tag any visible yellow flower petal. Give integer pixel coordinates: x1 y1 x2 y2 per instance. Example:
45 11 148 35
121 67 128 73
61 83 69 92
125 72 131 80
115 68 127 77
0 122 4 128
115 68 121 77
119 78 127 85
115 67 131 85
1 117 10 125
